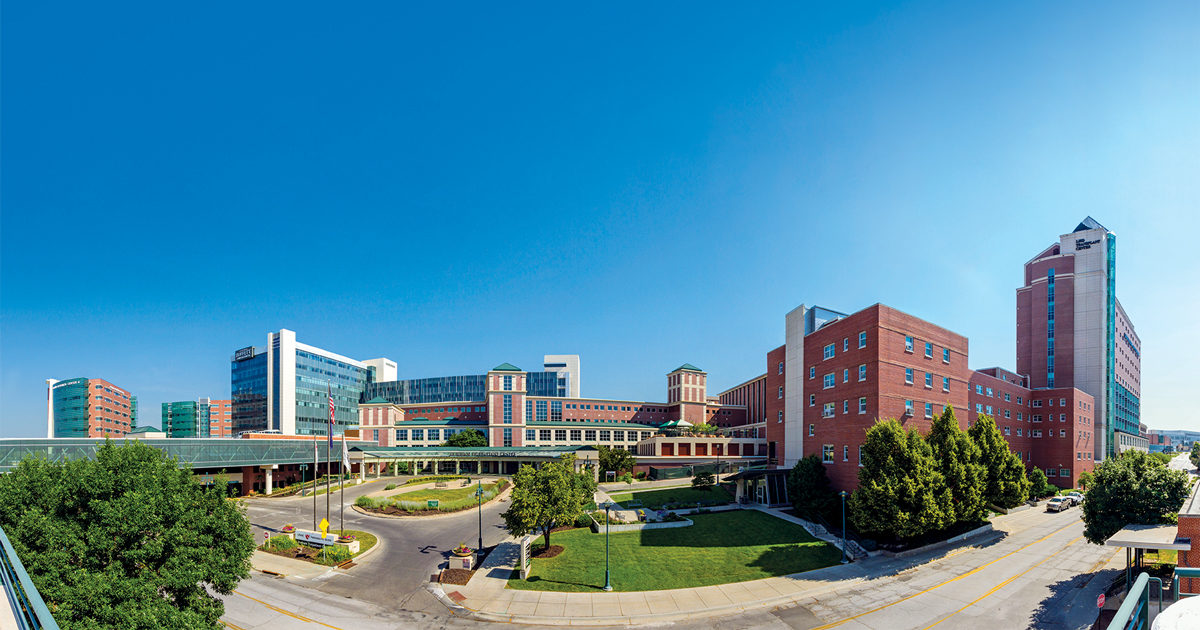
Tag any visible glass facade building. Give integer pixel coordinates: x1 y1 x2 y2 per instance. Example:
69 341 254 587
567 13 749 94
50 378 91 438
48 377 137 438
162 401 209 438
292 348 369 437
363 371 567 406
232 347 268 435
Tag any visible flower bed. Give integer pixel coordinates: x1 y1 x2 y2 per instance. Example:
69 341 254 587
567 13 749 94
355 480 508 515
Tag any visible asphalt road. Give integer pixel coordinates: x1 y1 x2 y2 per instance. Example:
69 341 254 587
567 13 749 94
222 493 1124 630
239 476 512 612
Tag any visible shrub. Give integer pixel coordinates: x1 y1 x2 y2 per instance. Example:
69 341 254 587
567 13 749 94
575 513 594 528
860 539 877 551
355 496 386 509
263 535 297 550
384 483 397 491
314 545 353 565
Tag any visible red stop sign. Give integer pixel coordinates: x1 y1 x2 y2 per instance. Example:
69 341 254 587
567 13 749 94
1097 594 1105 608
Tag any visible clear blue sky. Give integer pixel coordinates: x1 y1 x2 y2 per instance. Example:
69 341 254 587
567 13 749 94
2 2 1197 436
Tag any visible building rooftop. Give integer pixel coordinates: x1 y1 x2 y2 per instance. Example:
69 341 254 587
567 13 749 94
672 363 703 373
492 363 522 372
1074 216 1109 233
1104 523 1191 551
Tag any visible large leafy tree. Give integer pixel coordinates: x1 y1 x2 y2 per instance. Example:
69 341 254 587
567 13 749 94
1082 450 1192 545
597 445 637 475
1026 467 1054 499
850 419 952 539
0 439 254 630
1190 442 1200 469
501 456 596 550
927 406 987 524
786 454 836 517
968 414 1031 509
443 429 487 447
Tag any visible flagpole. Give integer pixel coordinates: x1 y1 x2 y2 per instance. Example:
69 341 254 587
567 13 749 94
313 436 318 530
340 434 346 533
326 381 332 532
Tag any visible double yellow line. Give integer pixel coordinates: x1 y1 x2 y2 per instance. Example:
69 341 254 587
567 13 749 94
223 591 344 629
811 520 1080 630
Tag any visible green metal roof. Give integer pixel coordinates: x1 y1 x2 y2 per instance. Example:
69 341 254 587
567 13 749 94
127 426 163 434
492 362 522 372
672 363 703 373
363 397 390 405
351 445 599 459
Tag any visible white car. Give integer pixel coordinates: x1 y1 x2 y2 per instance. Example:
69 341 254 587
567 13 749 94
1046 497 1070 512
1066 492 1084 506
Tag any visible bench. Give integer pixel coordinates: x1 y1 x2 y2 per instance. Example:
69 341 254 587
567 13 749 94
435 481 448 489
627 500 643 508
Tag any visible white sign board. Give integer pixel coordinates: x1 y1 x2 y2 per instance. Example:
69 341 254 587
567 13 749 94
295 530 338 547
520 534 534 579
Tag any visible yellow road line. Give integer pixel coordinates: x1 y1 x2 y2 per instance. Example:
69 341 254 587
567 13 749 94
235 591 344 629
221 621 250 630
920 536 1083 629
810 520 1079 630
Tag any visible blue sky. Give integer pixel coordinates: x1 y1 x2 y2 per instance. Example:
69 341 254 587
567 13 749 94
2 1 1197 436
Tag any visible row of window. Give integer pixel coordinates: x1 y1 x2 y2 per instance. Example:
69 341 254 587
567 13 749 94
822 332 870 361
809 397 870 418
524 429 654 442
1002 426 1089 439
903 336 952 364
94 384 131 400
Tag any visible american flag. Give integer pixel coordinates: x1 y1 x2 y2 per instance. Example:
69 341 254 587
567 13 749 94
327 382 334 448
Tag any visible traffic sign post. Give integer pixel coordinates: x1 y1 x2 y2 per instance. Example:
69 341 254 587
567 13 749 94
263 531 270 550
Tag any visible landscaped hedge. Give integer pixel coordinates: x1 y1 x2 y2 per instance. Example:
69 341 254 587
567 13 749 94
356 479 509 513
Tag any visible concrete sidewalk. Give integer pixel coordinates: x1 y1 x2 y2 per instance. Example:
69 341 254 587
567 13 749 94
250 550 339 581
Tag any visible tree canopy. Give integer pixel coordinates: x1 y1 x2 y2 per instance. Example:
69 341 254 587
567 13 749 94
691 471 716 491
926 406 987 524
786 454 836 517
850 419 952 539
1081 450 1192 545
1026 467 1055 499
500 456 596 550
0 439 254 630
443 428 487 447
1191 442 1200 469
597 445 637 475
968 414 1031 509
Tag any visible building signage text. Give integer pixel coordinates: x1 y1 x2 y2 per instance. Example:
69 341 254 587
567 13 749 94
234 347 256 362
295 530 338 546
1075 238 1100 250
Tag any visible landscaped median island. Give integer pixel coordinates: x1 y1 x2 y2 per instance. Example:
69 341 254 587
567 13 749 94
355 478 509 515
508 510 842 592
259 528 377 566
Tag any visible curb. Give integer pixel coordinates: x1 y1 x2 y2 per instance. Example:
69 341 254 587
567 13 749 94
352 486 513 520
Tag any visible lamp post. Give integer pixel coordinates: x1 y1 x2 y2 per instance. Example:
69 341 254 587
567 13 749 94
476 480 484 554
600 500 615 591
839 490 850 564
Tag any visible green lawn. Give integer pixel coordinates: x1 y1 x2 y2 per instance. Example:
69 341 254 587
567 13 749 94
607 485 733 509
508 510 841 592
395 482 499 503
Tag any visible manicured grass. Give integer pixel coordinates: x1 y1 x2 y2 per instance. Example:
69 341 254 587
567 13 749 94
331 529 378 555
607 485 733 509
396 482 499 503
508 510 841 592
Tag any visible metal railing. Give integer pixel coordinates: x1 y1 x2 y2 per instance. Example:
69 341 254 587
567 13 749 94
1173 566 1200 599
1106 572 1151 630
801 511 867 557
0 525 59 629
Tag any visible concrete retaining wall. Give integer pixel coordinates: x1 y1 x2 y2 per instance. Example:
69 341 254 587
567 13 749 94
875 523 996 558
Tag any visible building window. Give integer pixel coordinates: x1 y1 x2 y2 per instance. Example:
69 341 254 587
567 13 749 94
1060 468 1070 478
843 338 849 352
1060 429 1066 437
526 429 536 442
585 430 596 441
976 403 983 413
1046 468 1056 477
925 342 933 358
823 374 835 389
503 428 513 447
536 400 548 421
809 367 816 379
943 348 950 363
823 402 835 418
823 445 834 463
1004 393 1011 402
843 368 849 383
428 429 440 441
779 386 784 398
551 400 562 421
905 368 914 384
1060 414 1066 422
843 445 849 461
1017 413 1023 421
809 394 816 407
1033 430 1042 438
1016 428 1022 437
925 402 933 417
859 398 867 414
503 375 513 391
778 362 784 375
905 400 914 414
925 373 933 388
986 387 993 397
503 394 512 423
809 424 815 436
396 429 408 441
778 410 783 423
570 429 581 440
539 429 551 441
613 430 625 442
1004 426 1010 435
411 429 424 441
986 405 993 415
859 332 867 348
843 400 849 414
943 376 950 392
526 399 533 420
599 430 611 441
1004 410 1011 419
1017 397 1023 405
905 336 914 352
1060 398 1066 406
1033 400 1042 408
859 365 867 381
824 344 835 360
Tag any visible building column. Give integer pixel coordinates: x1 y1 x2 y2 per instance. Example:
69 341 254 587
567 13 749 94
259 465 277 495
477 460 482 476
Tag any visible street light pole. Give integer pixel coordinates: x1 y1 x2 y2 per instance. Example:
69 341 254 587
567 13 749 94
601 500 614 591
840 490 849 564
476 480 483 553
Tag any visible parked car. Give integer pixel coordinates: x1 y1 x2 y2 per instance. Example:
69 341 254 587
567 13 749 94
1046 497 1070 512
1066 492 1084 506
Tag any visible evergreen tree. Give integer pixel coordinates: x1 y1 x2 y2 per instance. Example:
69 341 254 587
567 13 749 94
849 419 952 539
968 414 1031 509
926 406 987 524
786 454 836 517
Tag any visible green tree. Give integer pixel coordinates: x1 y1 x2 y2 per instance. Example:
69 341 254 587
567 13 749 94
1189 442 1199 469
968 414 1031 509
691 423 718 434
691 471 716 491
597 445 637 475
849 419 952 539
1027 467 1053 498
1077 470 1095 491
500 456 596 551
786 455 836 517
443 429 487 447
1082 450 1192 545
926 406 987 524
0 439 254 630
